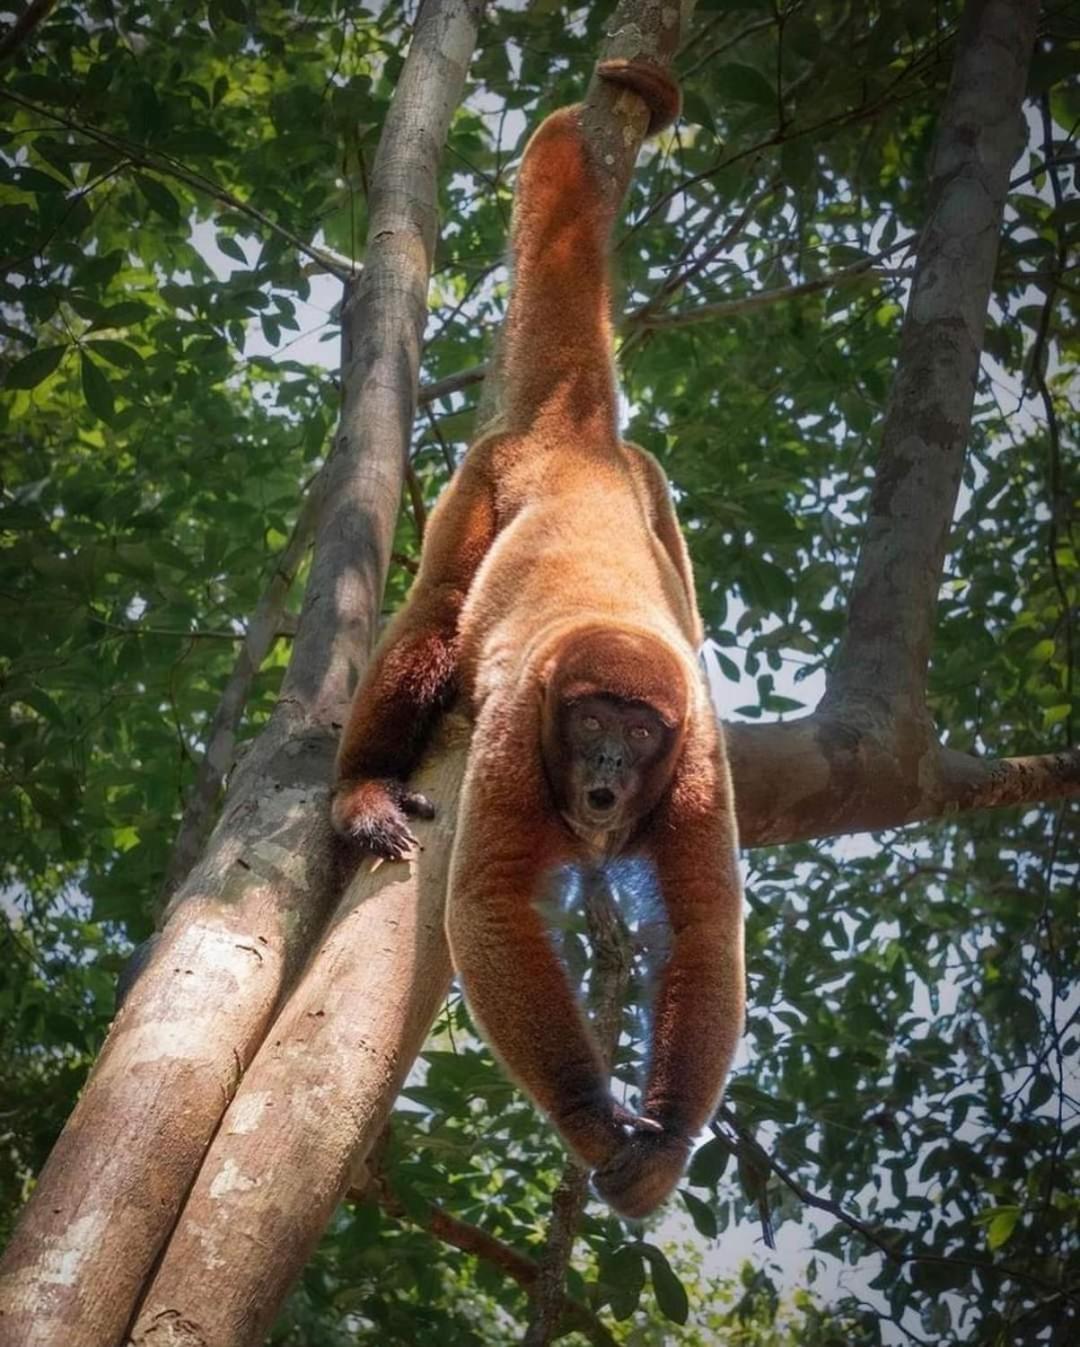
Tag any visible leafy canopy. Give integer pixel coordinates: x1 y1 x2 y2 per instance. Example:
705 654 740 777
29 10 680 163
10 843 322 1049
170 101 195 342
1 1 1076 1342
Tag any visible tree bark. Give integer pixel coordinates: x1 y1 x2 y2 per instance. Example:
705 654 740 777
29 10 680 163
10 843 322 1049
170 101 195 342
130 716 468 1347
820 0 1038 728
0 3 482 1345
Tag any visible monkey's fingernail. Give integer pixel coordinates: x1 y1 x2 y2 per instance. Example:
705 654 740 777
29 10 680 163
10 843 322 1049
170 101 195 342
369 857 385 874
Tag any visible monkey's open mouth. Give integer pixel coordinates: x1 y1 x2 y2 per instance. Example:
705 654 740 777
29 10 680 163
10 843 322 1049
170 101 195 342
586 788 616 811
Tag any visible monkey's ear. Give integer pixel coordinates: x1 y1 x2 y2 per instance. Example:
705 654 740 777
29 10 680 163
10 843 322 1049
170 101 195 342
596 58 682 135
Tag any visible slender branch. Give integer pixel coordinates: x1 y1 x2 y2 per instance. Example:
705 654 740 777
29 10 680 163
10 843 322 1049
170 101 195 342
373 1181 619 1347
0 88 355 279
635 249 898 330
681 14 776 81
158 470 326 904
404 462 428 541
714 1106 1079 1303
0 0 56 63
418 246 911 405
419 363 488 404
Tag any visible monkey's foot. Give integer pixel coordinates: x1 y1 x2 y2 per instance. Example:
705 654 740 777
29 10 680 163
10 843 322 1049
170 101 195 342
593 1127 692 1220
331 778 436 860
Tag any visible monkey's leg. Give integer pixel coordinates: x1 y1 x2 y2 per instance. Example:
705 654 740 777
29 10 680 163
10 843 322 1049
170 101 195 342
447 770 626 1168
595 729 745 1217
332 453 498 856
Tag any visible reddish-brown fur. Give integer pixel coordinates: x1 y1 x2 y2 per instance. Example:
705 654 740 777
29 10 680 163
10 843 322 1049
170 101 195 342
333 64 744 1218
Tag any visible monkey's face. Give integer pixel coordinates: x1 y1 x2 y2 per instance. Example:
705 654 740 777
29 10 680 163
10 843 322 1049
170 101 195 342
549 694 676 832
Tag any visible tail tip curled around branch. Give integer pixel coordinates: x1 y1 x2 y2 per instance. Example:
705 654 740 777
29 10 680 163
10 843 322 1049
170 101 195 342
596 58 682 135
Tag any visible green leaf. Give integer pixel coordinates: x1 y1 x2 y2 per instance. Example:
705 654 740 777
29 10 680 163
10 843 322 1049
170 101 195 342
88 302 153 332
87 340 144 370
986 1207 1020 1251
136 174 182 225
687 1135 730 1188
217 234 247 264
80 351 116 423
4 344 67 389
640 1244 689 1325
604 1245 645 1321
680 1188 718 1238
716 63 776 108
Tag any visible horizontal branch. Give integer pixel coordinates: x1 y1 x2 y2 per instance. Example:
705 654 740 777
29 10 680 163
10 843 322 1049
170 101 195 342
726 713 1079 849
375 1181 618 1347
938 747 1080 815
635 254 887 330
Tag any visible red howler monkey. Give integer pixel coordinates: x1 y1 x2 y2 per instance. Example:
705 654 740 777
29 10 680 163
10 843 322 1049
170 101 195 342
332 61 744 1219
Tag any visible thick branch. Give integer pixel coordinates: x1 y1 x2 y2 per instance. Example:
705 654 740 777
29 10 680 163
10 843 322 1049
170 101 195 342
278 0 484 723
727 716 1080 849
0 8 483 1347
822 0 1039 723
130 720 468 1347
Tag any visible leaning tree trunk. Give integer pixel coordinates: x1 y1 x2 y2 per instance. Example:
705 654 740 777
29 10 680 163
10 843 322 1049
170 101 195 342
0 2 483 1345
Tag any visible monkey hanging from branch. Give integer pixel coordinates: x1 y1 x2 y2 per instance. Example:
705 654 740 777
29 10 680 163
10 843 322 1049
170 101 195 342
332 60 745 1220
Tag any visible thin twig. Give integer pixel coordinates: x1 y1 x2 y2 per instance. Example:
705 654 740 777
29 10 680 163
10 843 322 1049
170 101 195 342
373 1179 619 1347
714 1105 1078 1303
0 88 355 279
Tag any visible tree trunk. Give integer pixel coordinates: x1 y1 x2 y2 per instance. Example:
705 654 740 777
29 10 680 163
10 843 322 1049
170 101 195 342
130 716 468 1347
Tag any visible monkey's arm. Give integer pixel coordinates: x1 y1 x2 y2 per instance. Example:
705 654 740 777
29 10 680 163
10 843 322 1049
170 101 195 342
446 698 629 1169
623 442 704 647
595 713 744 1218
332 456 496 858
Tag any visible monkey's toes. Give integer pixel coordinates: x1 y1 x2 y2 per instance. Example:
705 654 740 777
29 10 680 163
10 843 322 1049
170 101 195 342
400 790 436 819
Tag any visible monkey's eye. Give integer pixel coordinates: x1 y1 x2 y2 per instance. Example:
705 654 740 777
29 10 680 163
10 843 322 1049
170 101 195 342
630 726 651 739
582 715 601 731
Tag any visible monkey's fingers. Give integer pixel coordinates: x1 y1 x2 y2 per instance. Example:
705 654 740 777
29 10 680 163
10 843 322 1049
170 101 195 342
331 780 420 860
365 813 420 861
593 1129 692 1220
399 791 436 820
612 1102 663 1133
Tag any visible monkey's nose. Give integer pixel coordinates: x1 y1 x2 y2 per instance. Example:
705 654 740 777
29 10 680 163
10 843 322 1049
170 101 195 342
587 788 616 810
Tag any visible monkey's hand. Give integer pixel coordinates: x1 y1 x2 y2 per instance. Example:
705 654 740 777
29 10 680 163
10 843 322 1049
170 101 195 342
592 1123 692 1220
331 778 436 861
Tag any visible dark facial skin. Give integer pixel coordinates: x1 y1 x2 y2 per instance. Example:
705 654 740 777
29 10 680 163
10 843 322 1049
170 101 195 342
556 694 672 832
